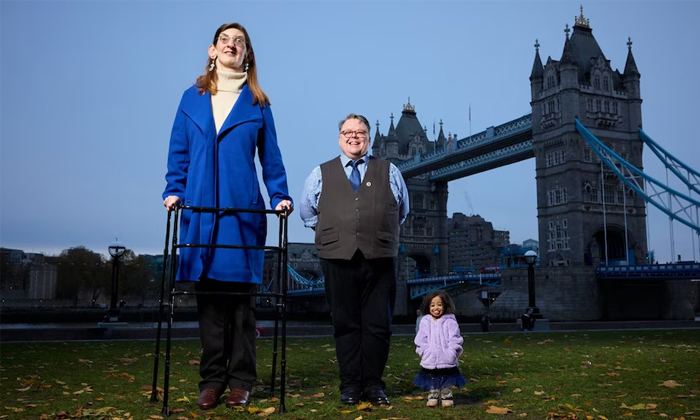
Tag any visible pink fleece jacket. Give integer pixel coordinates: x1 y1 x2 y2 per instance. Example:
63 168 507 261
414 313 464 369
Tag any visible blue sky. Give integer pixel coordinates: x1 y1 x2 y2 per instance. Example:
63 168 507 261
1 0 699 264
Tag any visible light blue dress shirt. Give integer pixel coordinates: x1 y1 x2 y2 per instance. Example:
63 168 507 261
300 153 410 228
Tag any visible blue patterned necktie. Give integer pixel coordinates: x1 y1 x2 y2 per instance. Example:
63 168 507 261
349 159 363 192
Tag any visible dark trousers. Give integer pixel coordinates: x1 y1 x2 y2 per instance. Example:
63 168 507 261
195 280 257 392
322 251 396 394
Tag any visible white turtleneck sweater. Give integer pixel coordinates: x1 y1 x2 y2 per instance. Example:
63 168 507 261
211 71 247 133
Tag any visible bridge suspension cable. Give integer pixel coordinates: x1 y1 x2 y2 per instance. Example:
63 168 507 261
575 119 700 261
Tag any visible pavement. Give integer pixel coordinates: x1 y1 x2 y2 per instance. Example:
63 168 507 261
1 318 699 343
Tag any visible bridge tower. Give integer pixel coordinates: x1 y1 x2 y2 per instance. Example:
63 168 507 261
530 8 648 267
373 99 450 313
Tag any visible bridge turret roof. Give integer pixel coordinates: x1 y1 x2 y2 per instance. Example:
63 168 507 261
560 32 577 65
566 7 603 82
530 39 543 80
623 37 640 76
371 119 383 154
436 119 445 147
395 100 430 155
387 112 396 138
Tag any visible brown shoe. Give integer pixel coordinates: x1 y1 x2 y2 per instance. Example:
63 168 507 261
196 388 222 409
226 387 251 408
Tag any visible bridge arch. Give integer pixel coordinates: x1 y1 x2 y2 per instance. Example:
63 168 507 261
587 224 639 265
400 252 435 280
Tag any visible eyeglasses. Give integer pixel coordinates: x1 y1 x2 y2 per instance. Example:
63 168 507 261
340 130 368 139
218 35 246 46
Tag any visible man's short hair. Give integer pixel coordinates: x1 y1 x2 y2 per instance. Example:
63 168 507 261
338 113 370 133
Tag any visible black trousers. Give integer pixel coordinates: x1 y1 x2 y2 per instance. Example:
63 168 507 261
194 280 257 392
322 251 396 394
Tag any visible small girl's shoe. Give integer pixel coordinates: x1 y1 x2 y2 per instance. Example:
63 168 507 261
440 388 454 407
427 389 439 407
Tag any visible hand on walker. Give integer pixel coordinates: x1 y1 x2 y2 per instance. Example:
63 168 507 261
163 195 182 211
275 200 294 217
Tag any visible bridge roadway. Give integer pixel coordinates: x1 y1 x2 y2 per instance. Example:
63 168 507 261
396 113 533 181
283 262 700 298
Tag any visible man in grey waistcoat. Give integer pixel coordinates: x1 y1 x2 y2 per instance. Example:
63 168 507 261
300 113 409 406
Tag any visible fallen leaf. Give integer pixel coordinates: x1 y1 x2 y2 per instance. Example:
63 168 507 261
660 380 683 387
486 405 514 414
312 392 325 397
620 403 645 410
258 407 275 416
188 360 200 365
513 388 522 393
3 407 24 413
357 402 373 410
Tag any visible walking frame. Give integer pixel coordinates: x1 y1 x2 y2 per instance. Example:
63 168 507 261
150 205 289 416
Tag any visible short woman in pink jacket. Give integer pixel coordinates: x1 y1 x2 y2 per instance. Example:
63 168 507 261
414 290 466 407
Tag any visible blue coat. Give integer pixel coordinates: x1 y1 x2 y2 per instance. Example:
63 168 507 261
163 84 291 284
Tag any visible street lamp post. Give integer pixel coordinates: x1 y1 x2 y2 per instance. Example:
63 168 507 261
106 241 126 322
524 250 542 319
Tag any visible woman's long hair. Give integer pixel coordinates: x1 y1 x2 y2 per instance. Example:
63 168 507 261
419 290 456 317
196 22 270 107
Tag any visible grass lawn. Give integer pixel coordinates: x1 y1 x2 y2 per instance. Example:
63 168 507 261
1 329 699 419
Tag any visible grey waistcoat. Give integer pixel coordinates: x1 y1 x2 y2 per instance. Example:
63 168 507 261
315 156 400 260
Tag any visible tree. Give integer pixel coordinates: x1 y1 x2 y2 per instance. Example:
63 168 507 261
119 250 158 305
0 249 30 293
56 246 109 307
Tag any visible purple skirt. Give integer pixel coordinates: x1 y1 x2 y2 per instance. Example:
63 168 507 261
414 366 467 391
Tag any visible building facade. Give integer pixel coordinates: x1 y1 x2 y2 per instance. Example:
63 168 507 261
447 212 510 272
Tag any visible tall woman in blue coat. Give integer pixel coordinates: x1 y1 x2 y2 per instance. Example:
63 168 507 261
163 23 293 410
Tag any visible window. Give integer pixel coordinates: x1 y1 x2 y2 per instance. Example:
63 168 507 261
547 100 555 114
413 218 425 236
587 98 593 111
583 145 592 162
613 102 618 115
413 194 424 210
603 183 616 204
548 187 568 206
429 198 436 210
547 219 569 252
594 76 601 90
603 77 609 91
596 99 602 112
411 147 417 155
547 74 555 89
584 182 599 202
545 149 565 167
604 101 610 113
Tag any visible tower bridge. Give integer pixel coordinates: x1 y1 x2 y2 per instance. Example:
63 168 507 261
268 8 699 321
